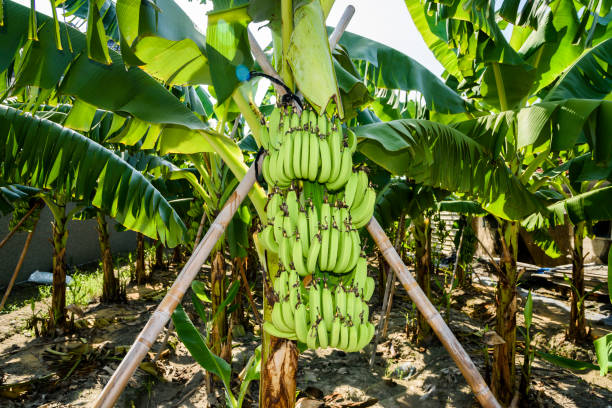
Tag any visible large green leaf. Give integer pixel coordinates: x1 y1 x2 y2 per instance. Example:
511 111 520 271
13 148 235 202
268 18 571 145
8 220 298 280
404 0 464 82
332 30 467 114
0 105 186 247
287 0 342 115
593 333 612 376
172 305 231 385
535 350 598 371
531 0 582 94
206 4 253 104
354 119 545 220
544 38 612 101
1 0 207 131
116 0 211 86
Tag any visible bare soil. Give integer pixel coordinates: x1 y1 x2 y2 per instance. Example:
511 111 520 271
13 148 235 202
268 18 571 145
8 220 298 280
0 261 610 407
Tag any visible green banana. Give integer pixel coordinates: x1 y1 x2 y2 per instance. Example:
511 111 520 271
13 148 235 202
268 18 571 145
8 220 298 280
290 111 300 130
288 270 299 309
308 109 318 131
292 131 303 179
307 200 319 242
297 209 309 254
346 289 356 322
301 129 310 179
353 296 363 324
283 209 296 238
307 323 318 349
345 229 361 272
319 200 331 271
351 170 368 210
266 191 281 220
267 149 279 185
275 146 291 187
262 154 273 186
286 190 299 223
269 108 282 149
293 237 309 277
317 318 329 348
260 224 279 253
309 281 321 324
346 128 357 154
260 123 270 150
339 320 350 350
353 256 368 295
281 296 295 330
363 276 375 301
327 143 352 191
351 186 375 229
333 207 351 271
271 301 292 332
263 321 297 340
300 109 310 128
326 207 341 271
330 316 341 348
295 303 309 343
347 323 359 352
307 132 319 182
317 113 328 135
335 284 347 316
344 170 359 208
306 234 321 275
317 135 332 183
273 210 284 244
328 124 342 184
283 133 295 180
279 232 292 269
361 302 370 323
356 321 372 350
321 284 334 331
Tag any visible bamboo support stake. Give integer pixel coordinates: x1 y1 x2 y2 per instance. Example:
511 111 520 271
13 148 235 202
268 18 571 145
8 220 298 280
93 156 263 408
328 6 355 49
367 217 501 408
0 216 39 311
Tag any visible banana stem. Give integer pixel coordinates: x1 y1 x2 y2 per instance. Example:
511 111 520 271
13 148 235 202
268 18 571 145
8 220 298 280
492 63 508 112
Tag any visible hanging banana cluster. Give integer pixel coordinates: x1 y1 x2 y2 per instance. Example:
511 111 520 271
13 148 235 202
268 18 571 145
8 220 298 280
258 107 376 352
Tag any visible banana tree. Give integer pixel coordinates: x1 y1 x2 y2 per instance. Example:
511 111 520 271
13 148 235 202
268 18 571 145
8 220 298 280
0 105 187 331
523 147 612 342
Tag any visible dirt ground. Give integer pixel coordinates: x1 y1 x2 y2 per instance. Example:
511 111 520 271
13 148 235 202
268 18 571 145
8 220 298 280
0 261 610 408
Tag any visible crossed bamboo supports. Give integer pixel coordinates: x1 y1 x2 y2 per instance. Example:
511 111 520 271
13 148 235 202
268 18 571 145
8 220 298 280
93 7 500 408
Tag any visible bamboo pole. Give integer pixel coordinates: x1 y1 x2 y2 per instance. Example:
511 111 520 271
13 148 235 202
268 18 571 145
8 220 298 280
0 216 39 311
0 201 41 250
367 217 501 408
92 155 263 408
328 5 355 49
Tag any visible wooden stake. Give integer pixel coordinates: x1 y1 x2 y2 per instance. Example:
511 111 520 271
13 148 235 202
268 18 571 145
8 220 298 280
0 216 39 311
367 217 501 408
92 155 263 408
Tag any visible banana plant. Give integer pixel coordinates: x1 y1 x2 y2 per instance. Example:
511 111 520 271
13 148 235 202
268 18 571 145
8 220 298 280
523 146 612 342
0 104 187 332
348 0 612 403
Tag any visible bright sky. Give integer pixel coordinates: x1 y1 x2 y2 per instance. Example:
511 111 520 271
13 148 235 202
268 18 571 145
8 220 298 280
17 0 443 77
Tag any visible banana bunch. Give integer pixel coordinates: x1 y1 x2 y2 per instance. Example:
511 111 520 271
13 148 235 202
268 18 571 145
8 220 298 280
258 107 377 352
265 258 376 352
259 185 362 276
261 108 357 190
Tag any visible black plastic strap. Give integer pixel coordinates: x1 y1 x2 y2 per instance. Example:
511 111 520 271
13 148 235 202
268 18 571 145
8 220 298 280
249 71 303 109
